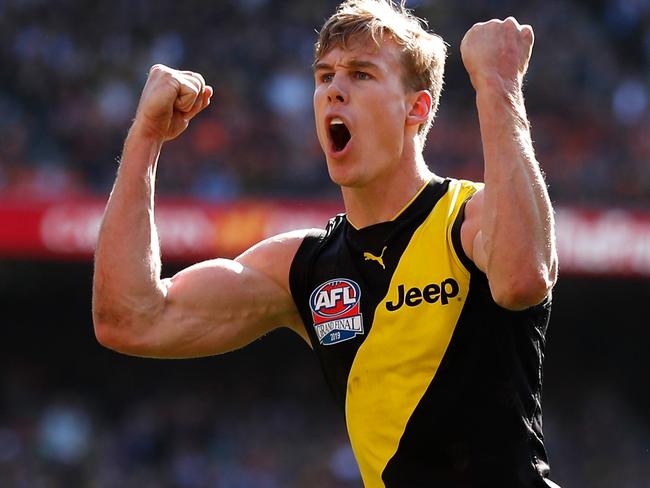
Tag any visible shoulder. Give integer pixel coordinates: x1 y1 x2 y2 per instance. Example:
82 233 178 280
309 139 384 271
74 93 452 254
439 179 485 274
459 180 484 229
453 180 486 274
236 229 322 285
236 229 324 343
432 178 484 230
447 178 484 202
438 177 483 217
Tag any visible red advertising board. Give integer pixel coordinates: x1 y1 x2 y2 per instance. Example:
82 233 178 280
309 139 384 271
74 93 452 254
0 197 341 262
556 208 650 277
1 197 649 277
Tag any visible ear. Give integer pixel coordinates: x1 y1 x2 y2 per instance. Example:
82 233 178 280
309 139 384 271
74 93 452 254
405 90 432 128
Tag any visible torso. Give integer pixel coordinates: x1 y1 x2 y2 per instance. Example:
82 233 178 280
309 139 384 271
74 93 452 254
289 177 555 488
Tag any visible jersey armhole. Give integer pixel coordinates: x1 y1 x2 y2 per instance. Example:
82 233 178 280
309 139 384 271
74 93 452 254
289 230 326 349
449 193 483 278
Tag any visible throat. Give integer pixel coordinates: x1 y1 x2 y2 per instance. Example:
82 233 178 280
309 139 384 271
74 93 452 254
343 172 434 229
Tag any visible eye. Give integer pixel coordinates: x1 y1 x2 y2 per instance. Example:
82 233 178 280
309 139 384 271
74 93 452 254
354 71 371 80
320 73 334 83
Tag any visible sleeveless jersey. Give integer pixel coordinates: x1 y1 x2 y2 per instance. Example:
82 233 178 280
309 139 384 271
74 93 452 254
289 177 556 488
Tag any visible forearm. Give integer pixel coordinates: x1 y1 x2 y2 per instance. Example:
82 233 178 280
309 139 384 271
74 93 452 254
475 79 557 301
93 124 167 328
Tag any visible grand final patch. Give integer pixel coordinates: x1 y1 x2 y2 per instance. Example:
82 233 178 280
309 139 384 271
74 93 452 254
309 278 364 346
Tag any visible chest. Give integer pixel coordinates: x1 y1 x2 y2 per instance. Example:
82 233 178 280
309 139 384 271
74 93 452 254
303 222 469 352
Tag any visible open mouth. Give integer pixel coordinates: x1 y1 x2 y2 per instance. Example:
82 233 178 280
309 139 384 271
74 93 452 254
329 117 351 153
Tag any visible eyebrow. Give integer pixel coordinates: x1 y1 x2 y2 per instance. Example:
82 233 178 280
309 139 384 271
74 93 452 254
313 59 381 73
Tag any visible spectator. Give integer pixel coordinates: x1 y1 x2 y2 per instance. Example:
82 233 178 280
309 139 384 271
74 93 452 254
0 0 648 206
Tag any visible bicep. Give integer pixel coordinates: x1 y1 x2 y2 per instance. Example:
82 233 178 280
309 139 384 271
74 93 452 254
153 258 297 358
138 231 313 358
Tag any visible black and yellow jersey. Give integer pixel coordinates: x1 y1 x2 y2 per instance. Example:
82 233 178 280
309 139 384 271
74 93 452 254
289 177 557 488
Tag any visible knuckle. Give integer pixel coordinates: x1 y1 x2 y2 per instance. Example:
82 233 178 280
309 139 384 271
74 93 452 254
182 74 200 90
182 70 205 86
149 64 167 75
187 80 200 94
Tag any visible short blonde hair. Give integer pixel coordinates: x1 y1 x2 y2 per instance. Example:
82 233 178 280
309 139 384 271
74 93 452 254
315 0 447 140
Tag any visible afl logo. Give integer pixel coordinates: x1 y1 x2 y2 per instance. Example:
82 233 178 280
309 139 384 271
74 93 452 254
309 278 364 346
310 279 360 318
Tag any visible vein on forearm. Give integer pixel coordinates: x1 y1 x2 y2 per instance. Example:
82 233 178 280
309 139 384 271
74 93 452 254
94 129 167 320
476 84 554 278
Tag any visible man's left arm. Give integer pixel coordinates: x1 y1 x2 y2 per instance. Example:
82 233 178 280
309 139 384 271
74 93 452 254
459 18 558 311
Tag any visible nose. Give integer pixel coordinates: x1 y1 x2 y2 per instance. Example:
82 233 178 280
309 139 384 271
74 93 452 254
326 77 348 105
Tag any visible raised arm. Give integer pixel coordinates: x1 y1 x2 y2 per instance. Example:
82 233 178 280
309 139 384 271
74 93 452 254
459 18 558 311
92 65 307 358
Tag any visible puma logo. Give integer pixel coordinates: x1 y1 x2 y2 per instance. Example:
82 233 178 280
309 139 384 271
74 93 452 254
364 246 387 269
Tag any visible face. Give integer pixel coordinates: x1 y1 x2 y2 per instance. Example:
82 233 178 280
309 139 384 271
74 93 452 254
313 38 416 188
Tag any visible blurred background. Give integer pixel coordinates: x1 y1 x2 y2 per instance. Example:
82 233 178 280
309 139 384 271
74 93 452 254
0 0 649 486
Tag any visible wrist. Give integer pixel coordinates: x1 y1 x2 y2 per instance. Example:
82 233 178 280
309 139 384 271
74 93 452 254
473 72 526 110
473 74 530 132
128 117 168 145
470 71 523 97
122 121 165 171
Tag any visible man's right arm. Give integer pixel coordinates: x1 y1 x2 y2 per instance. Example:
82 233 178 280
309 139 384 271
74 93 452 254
92 65 309 359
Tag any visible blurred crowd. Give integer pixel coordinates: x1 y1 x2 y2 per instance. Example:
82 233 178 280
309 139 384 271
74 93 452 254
0 358 363 488
0 359 648 488
1 0 649 206
1 2 649 486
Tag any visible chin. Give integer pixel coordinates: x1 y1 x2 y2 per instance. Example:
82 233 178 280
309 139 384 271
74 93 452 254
327 170 352 188
326 162 359 188
326 165 369 189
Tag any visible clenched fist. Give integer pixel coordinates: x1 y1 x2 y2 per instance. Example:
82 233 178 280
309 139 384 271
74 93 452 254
461 17 534 92
133 64 213 142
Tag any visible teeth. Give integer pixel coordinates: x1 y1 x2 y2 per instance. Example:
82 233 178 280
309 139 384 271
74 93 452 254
330 117 344 126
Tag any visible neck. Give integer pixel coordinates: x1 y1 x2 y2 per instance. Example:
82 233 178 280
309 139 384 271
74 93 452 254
343 149 434 229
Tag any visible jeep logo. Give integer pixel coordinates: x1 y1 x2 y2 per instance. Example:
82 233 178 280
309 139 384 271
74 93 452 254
385 278 460 311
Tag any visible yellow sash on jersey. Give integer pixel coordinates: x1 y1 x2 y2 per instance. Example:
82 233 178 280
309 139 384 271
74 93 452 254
345 179 482 487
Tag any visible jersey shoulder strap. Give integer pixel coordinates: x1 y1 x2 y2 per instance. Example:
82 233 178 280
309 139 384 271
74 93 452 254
289 214 345 315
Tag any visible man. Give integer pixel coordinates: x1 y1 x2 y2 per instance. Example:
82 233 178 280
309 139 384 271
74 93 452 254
93 1 559 486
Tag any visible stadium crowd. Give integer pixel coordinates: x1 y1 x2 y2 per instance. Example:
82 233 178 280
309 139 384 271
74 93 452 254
0 344 361 488
1 0 649 487
0 354 364 488
1 0 650 206
0 354 647 488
